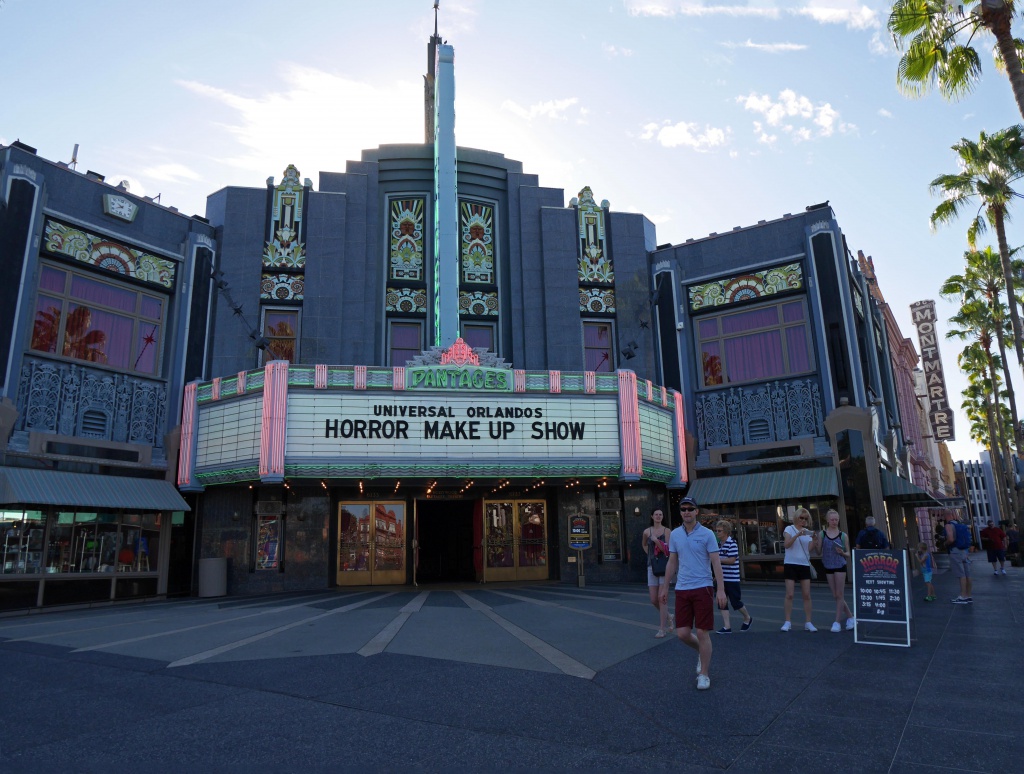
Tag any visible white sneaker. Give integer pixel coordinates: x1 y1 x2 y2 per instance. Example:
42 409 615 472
830 622 841 633
804 622 817 632
780 621 792 632
696 674 711 690
668 614 676 629
695 657 702 674
845 618 855 630
1001 569 1007 575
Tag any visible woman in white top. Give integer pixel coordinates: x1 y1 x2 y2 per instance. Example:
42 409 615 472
642 508 673 637
781 507 820 632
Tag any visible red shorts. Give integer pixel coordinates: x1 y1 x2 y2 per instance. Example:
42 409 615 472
674 587 715 632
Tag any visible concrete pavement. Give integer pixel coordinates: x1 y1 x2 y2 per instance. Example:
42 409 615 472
0 562 1020 771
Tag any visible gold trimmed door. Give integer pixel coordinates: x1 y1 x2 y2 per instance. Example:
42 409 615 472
482 499 548 582
336 501 407 586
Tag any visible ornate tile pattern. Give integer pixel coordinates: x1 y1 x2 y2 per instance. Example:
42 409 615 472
43 219 176 289
459 290 498 316
261 273 304 301
689 262 803 311
390 197 425 281
262 165 306 269
460 200 494 284
385 287 428 314
579 288 615 314
576 186 612 284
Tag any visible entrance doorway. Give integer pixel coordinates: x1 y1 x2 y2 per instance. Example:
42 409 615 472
416 499 476 583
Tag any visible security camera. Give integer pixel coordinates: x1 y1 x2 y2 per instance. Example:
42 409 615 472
675 322 685 331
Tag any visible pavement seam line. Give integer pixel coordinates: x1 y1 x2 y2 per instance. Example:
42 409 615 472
886 599 958 774
490 590 663 630
69 593 372 653
455 590 596 679
167 593 398 668
357 591 429 657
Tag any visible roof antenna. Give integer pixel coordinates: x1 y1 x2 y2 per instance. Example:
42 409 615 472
424 0 443 144
70 143 79 170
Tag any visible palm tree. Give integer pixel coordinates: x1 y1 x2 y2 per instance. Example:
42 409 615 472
931 126 1024 390
940 246 1024 456
888 0 1024 121
959 343 1016 522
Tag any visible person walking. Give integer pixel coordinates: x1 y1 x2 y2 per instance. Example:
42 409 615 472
979 520 1008 575
946 512 974 604
642 508 673 637
713 520 752 633
819 508 854 631
781 507 820 632
659 496 727 691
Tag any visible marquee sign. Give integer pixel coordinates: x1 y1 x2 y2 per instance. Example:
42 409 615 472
178 355 688 489
910 300 955 442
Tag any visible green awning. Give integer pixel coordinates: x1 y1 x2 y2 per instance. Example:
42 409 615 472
686 467 839 506
880 468 941 506
0 467 190 511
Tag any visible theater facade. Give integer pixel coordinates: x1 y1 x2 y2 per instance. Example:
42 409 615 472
178 341 685 592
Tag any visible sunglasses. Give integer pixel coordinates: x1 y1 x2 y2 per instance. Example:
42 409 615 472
679 506 698 512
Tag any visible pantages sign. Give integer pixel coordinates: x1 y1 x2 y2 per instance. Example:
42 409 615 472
910 300 955 442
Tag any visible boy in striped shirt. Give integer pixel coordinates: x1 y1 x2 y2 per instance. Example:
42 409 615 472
714 520 752 633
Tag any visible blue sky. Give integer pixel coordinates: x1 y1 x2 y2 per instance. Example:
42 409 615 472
2 0 1020 464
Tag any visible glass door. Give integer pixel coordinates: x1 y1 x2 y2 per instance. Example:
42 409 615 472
483 499 548 582
336 501 407 586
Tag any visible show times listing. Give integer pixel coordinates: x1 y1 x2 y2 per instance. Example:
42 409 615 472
854 551 907 622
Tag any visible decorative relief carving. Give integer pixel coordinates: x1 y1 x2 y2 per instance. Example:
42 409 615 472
385 287 428 314
460 200 494 284
693 378 823 451
688 262 803 311
43 219 177 289
390 197 425 281
262 164 306 269
458 291 498 316
576 186 612 284
16 357 167 449
579 288 615 314
260 273 304 301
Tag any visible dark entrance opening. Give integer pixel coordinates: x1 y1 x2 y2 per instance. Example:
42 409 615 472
417 499 476 583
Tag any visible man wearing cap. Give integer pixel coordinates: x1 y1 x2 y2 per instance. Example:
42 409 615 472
660 496 727 691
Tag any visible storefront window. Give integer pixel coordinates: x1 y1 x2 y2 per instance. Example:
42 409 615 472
1 510 45 574
485 502 514 568
44 511 160 574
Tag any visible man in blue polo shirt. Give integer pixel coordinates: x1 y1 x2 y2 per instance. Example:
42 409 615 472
660 496 727 691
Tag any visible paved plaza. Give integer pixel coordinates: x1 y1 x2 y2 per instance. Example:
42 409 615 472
0 563 1020 772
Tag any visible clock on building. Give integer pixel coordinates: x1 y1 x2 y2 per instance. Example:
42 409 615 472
103 194 138 222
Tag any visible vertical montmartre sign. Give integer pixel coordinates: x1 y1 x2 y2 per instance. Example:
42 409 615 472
910 300 956 442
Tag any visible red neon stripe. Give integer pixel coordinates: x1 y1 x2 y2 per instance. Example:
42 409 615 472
674 390 689 484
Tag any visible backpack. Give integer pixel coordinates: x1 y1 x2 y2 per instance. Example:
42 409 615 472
860 528 883 550
952 521 972 550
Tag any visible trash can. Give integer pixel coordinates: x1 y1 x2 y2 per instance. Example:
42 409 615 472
198 557 228 598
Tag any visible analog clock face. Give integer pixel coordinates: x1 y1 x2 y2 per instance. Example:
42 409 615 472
104 194 138 222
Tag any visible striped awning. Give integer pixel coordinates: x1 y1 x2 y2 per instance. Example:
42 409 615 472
685 467 839 506
880 468 941 506
0 467 189 511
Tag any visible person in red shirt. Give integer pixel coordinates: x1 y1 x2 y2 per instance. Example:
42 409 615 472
980 520 1008 575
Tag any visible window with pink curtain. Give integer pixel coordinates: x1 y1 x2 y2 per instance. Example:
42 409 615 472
583 322 613 372
462 324 494 352
696 299 813 387
32 262 166 375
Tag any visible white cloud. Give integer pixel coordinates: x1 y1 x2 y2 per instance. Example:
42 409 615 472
641 120 730 151
501 97 580 121
141 163 202 183
868 31 894 56
602 43 634 56
738 89 853 141
720 39 808 53
792 1 879 30
178 64 423 176
878 108 893 118
625 1 781 18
